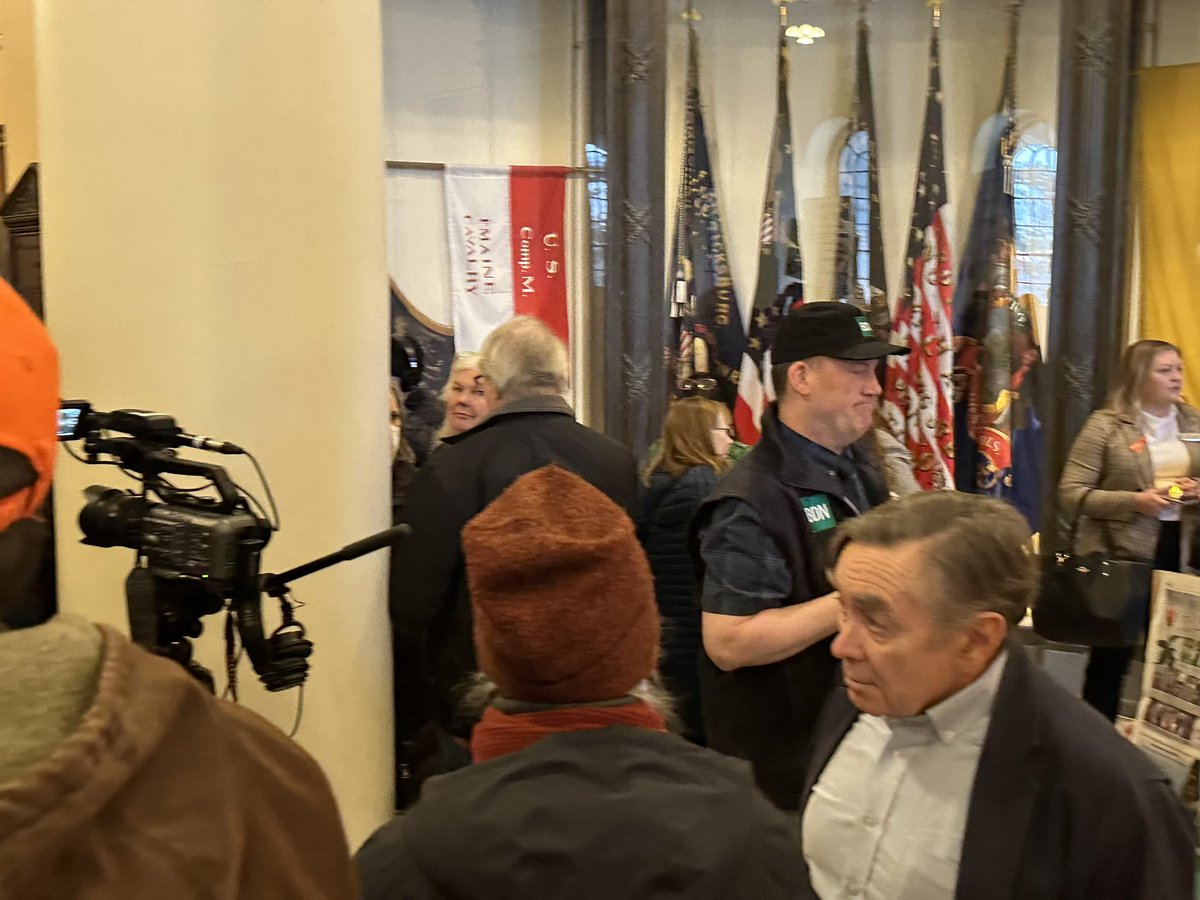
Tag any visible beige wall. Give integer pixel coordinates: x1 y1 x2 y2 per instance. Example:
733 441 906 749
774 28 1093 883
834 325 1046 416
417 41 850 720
0 0 38 190
38 0 392 848
1154 0 1200 67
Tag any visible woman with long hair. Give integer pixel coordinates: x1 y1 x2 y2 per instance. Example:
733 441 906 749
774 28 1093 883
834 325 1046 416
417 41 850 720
637 397 735 744
1058 339 1200 719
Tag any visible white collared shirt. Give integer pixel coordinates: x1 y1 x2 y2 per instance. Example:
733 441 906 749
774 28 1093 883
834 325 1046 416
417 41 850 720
1142 406 1188 522
802 651 1008 900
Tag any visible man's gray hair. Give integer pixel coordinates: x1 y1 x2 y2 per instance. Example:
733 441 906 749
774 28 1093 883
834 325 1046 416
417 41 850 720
479 316 569 400
831 491 1037 628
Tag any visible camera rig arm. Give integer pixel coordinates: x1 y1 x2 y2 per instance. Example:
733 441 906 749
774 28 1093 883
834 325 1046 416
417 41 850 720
86 437 244 512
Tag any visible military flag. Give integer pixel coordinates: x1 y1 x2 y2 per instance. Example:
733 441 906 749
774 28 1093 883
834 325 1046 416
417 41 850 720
952 0 1043 527
668 24 745 410
881 6 955 490
834 6 889 339
733 28 804 443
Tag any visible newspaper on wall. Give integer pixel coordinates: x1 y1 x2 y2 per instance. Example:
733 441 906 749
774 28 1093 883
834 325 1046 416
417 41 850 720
1132 570 1200 846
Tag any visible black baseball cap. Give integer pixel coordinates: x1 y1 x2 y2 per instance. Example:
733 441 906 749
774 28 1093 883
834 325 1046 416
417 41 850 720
771 302 909 363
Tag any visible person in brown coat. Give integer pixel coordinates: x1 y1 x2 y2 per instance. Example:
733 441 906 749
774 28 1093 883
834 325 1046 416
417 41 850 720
0 277 358 899
1058 339 1200 719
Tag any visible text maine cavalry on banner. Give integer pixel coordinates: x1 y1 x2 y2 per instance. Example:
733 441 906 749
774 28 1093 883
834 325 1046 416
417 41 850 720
444 166 571 352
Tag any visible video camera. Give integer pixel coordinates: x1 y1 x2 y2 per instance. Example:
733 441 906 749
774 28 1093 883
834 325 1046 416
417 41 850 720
58 401 407 695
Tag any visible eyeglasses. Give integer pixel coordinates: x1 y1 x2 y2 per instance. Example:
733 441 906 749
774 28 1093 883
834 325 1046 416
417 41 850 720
711 426 736 438
679 376 719 393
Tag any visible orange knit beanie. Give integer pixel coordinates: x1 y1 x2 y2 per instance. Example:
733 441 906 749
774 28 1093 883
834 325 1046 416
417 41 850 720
462 465 659 704
0 278 58 531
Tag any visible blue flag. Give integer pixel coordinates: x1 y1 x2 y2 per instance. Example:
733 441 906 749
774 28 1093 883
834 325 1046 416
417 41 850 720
952 7 1044 528
668 25 745 410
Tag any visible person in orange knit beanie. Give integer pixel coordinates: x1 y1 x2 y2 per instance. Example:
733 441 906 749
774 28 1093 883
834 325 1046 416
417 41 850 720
356 464 805 900
0 277 359 898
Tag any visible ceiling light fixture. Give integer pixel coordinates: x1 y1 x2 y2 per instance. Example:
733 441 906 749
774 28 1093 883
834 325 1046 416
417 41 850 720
785 24 826 45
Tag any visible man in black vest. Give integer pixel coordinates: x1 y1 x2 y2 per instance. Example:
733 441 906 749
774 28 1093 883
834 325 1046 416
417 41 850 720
691 302 908 813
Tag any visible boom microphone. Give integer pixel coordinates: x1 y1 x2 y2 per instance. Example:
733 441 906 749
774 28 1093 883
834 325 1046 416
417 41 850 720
179 433 245 455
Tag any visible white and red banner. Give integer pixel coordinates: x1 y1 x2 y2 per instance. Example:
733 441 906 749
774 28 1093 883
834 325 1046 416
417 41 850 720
444 165 570 353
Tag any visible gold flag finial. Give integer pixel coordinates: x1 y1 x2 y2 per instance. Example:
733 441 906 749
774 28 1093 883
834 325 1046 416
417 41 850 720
682 5 701 22
928 0 943 25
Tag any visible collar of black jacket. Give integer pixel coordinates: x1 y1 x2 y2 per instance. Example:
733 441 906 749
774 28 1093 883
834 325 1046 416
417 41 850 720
760 406 870 500
442 394 575 446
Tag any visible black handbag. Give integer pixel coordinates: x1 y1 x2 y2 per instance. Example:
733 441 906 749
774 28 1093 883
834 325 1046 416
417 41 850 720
1032 490 1153 648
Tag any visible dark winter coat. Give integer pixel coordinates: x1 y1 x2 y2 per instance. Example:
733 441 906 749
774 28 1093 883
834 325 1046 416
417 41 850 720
798 646 1195 899
356 726 806 900
389 394 638 740
637 465 720 744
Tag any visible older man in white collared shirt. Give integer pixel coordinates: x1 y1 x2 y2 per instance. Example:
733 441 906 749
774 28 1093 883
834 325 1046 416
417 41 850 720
797 491 1192 900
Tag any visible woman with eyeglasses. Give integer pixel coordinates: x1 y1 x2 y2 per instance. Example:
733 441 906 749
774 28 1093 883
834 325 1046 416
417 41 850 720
637 397 735 745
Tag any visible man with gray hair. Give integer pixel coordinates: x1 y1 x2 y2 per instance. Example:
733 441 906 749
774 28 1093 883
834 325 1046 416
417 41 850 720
797 490 1192 899
389 315 637 807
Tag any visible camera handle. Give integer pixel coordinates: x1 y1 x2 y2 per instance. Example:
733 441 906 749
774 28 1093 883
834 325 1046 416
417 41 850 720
85 439 244 512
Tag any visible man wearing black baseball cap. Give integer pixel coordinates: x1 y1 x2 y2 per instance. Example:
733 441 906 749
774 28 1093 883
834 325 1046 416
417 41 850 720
689 301 908 820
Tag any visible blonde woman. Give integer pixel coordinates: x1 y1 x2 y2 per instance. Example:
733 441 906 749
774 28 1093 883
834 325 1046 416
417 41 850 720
637 398 735 744
1059 339 1200 719
437 352 498 440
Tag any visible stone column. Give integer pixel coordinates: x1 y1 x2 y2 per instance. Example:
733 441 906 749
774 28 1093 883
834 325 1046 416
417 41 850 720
37 0 392 846
1041 0 1144 541
601 0 669 459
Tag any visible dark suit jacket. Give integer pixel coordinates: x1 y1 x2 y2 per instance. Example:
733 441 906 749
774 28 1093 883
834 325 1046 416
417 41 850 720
389 394 637 736
798 645 1194 899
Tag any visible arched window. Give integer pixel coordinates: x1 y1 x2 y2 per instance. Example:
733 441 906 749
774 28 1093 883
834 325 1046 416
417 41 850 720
837 129 871 305
1012 137 1057 325
584 142 608 287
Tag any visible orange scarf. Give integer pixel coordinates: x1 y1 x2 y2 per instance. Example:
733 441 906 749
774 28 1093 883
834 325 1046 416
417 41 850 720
470 699 667 763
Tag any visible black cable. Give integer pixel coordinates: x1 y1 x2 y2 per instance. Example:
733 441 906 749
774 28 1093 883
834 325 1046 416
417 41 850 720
243 450 280 531
61 442 89 464
63 441 143 486
233 481 274 530
288 685 305 738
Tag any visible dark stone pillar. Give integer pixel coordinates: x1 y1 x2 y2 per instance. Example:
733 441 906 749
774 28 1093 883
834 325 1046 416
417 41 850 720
1041 0 1143 543
599 0 668 460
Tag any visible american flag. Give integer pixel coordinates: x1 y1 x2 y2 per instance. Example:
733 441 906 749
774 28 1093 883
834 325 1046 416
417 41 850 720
667 25 745 411
882 9 955 490
734 29 804 444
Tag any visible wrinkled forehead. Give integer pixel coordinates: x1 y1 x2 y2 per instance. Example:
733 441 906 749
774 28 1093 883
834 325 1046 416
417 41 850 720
833 540 939 614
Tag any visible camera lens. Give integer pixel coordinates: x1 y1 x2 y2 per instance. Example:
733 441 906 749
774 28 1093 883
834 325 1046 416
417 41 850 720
78 486 149 549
